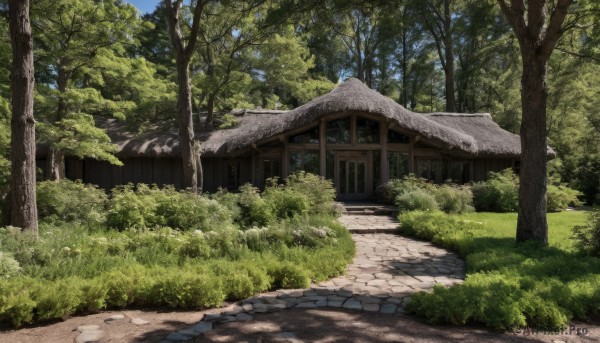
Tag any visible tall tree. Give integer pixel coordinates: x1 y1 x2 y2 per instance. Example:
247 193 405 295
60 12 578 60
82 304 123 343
8 0 38 233
497 0 574 244
418 0 457 112
31 0 140 180
164 0 206 192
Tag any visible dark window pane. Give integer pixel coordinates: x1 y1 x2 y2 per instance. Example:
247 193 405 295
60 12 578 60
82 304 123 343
339 161 347 194
326 150 334 180
356 117 380 143
388 130 410 144
418 160 430 180
373 150 381 189
289 152 302 172
304 151 319 175
357 161 365 193
326 117 351 144
227 161 239 189
349 161 356 193
388 152 409 179
289 126 319 144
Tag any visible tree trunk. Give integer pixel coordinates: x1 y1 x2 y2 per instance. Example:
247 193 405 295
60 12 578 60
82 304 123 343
46 147 65 181
443 0 456 112
205 93 216 127
46 66 68 181
9 0 38 233
175 57 199 192
516 53 549 243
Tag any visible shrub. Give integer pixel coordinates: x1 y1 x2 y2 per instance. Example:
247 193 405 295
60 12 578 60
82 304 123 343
0 252 21 279
396 188 439 212
263 186 309 220
237 183 274 227
268 262 311 289
434 185 474 214
107 184 232 231
37 180 108 225
547 184 582 212
283 172 336 215
107 184 158 230
151 270 225 308
572 211 600 256
377 175 436 205
472 169 518 212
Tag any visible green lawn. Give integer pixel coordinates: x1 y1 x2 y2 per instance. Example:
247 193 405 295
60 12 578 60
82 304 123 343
457 210 588 250
400 209 599 330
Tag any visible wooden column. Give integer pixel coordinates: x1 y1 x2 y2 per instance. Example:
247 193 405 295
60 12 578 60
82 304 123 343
319 118 326 177
381 121 389 183
281 135 289 177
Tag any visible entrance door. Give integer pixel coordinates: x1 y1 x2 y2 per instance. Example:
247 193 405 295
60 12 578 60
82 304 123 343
336 156 369 201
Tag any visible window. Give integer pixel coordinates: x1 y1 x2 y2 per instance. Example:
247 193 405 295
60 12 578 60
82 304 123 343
263 159 281 180
226 161 241 189
356 117 380 143
417 159 443 183
289 150 319 175
447 161 471 184
388 130 410 144
326 117 351 144
289 126 319 144
373 150 381 189
388 152 409 179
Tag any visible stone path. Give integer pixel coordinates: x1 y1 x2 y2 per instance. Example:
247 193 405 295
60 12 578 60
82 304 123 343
338 214 401 233
159 215 466 342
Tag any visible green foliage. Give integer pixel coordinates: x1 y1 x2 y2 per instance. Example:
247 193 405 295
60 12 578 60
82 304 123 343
547 184 582 212
283 171 337 215
396 189 439 212
472 169 519 212
237 183 275 227
268 262 311 289
107 184 231 231
401 209 600 330
0 252 21 279
434 185 474 214
218 113 240 129
572 211 600 256
0 191 354 327
37 180 108 225
380 176 473 214
263 186 310 220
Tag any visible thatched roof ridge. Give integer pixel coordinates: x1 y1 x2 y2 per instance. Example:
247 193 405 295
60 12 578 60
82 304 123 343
206 78 477 155
39 78 553 160
427 112 555 158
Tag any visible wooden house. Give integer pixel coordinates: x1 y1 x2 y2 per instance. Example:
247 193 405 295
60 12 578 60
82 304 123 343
39 78 555 200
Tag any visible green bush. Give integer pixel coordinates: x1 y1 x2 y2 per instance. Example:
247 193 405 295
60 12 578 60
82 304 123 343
37 180 108 225
547 184 582 212
237 183 274 226
472 169 519 212
107 184 231 231
377 175 436 205
434 185 474 214
572 211 600 256
0 252 21 279
283 172 336 215
396 188 439 212
268 262 311 289
263 186 310 220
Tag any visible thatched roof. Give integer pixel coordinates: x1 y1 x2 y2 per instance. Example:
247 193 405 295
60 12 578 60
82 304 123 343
42 78 553 159
427 113 555 158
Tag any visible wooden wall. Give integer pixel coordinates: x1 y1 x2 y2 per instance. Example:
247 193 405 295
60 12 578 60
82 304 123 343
51 157 252 192
473 158 515 182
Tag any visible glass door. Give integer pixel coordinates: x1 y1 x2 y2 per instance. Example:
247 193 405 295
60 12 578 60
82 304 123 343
337 157 368 200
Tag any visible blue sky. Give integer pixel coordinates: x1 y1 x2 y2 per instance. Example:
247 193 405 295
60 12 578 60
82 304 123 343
125 0 161 14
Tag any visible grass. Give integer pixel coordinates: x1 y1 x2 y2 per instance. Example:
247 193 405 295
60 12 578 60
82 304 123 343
400 209 600 330
457 210 588 250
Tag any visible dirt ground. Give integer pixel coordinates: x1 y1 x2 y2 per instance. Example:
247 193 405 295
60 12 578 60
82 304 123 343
2 307 599 343
0 308 210 343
